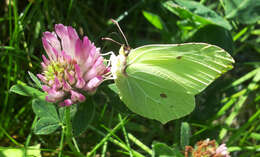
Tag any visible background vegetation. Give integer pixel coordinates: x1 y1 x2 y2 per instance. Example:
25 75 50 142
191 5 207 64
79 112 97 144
0 0 260 156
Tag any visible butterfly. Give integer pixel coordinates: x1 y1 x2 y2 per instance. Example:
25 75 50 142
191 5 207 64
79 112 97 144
107 20 234 124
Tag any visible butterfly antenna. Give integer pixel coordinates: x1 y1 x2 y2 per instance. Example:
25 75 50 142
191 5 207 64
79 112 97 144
101 37 122 46
111 19 129 47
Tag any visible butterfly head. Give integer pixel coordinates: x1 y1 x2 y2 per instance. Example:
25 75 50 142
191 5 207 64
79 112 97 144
119 44 131 56
110 45 130 79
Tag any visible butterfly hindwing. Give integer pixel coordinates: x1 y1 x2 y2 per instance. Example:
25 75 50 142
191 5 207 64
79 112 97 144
115 64 195 124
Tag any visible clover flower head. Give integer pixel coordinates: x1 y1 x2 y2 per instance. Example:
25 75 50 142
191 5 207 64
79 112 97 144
184 139 231 157
38 24 109 106
216 144 230 157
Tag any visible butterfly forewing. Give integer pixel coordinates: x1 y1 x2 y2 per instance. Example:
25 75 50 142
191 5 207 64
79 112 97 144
127 43 234 95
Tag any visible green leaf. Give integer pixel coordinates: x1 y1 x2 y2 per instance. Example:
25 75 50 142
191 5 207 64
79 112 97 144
0 144 41 157
180 122 190 149
32 99 61 135
163 0 232 30
152 142 184 157
72 99 95 137
142 10 164 30
224 0 260 24
10 84 45 99
24 144 42 157
34 117 60 135
28 71 42 89
250 132 260 140
32 99 60 122
190 25 234 53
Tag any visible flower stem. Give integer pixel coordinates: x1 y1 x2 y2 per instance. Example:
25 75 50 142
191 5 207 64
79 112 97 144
58 126 65 157
64 106 84 157
65 106 72 139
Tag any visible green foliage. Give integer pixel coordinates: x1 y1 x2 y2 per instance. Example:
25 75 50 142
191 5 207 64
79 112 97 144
152 142 183 157
72 99 95 137
180 122 190 149
223 0 260 24
10 83 45 99
33 117 60 135
32 98 96 137
190 25 234 53
32 99 59 120
28 71 42 89
0 144 41 157
32 99 60 135
142 11 164 30
163 0 232 30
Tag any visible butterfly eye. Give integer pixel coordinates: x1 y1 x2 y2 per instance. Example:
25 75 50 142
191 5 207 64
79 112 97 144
124 45 131 56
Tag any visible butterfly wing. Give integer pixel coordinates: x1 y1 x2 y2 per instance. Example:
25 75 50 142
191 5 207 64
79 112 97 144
115 43 234 123
115 63 195 124
127 43 234 95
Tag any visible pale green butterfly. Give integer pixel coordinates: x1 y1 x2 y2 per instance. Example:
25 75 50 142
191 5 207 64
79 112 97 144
107 20 234 124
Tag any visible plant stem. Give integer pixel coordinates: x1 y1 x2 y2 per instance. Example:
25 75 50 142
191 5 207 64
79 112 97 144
118 114 133 157
87 117 128 157
128 133 152 155
0 125 23 147
58 126 65 157
64 106 84 157
72 137 81 152
24 116 38 156
89 125 144 157
101 108 114 157
65 106 72 139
